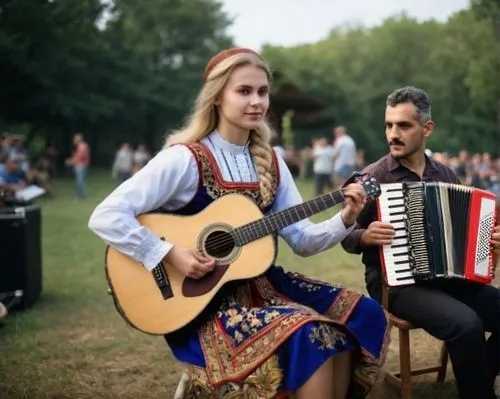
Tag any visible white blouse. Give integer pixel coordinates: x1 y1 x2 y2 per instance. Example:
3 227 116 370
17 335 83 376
88 131 354 271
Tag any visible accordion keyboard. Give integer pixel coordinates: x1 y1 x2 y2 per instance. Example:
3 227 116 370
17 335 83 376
377 183 415 286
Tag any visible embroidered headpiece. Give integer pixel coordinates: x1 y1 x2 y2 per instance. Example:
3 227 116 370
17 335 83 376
203 48 262 81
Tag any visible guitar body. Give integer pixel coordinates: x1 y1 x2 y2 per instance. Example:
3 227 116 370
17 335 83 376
104 175 382 335
105 194 276 335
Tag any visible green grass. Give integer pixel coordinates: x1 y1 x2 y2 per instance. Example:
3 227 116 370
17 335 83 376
0 172 458 398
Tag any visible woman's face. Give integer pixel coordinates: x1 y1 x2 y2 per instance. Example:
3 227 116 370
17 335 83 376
217 64 270 135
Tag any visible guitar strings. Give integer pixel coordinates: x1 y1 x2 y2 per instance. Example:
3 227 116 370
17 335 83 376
202 187 368 252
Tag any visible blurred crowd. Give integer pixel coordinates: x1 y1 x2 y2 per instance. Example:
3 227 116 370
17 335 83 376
3 129 500 205
429 149 500 197
272 126 365 196
273 127 500 204
0 133 56 199
111 142 151 184
0 131 153 204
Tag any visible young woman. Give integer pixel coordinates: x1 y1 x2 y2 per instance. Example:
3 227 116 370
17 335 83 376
89 48 389 398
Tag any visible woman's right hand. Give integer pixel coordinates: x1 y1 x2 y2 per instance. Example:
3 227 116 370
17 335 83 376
164 246 215 279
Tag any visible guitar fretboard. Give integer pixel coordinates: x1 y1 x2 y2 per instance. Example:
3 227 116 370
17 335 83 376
232 190 345 246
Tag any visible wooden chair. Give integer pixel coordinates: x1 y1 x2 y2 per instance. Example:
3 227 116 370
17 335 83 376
382 285 449 399
173 370 189 399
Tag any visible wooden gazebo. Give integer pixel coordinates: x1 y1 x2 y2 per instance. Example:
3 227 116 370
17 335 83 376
267 71 332 136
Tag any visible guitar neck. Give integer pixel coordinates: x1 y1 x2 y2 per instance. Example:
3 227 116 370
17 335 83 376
232 190 345 246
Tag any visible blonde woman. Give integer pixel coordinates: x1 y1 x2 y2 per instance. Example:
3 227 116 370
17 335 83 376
89 48 388 398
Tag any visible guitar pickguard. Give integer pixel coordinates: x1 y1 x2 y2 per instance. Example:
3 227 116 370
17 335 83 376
182 265 230 297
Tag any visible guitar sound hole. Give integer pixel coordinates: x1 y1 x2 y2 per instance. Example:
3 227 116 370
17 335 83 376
204 230 235 258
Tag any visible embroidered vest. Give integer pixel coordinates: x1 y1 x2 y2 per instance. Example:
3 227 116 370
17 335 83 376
172 142 280 215
164 142 281 336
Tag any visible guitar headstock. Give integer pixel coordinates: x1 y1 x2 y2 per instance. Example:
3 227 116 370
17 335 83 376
343 171 381 200
361 178 381 200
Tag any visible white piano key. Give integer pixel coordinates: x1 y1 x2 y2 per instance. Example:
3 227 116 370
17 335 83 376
379 184 416 286
389 238 409 247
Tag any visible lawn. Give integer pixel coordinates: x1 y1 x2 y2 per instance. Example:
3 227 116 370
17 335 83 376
0 172 459 398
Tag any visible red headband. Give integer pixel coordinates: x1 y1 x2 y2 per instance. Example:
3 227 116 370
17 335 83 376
203 48 261 81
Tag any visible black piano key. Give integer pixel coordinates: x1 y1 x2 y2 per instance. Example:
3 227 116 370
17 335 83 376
394 235 408 240
393 252 409 257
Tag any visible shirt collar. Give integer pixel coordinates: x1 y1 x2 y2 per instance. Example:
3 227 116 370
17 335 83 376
386 153 439 173
208 130 249 155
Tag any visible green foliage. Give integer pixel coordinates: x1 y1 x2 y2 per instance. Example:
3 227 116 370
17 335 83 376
281 110 294 147
262 5 499 160
0 0 497 163
0 0 233 162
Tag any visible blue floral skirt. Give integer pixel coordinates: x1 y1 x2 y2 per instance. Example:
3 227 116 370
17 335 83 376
165 265 389 398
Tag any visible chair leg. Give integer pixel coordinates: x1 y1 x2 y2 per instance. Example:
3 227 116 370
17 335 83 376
173 369 189 399
436 342 448 383
399 328 412 399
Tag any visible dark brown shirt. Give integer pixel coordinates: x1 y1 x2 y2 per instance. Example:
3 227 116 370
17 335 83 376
341 153 459 301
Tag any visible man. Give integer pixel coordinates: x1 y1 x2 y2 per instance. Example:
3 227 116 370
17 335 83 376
0 155 27 188
342 86 500 399
331 126 356 186
66 133 90 200
312 137 334 196
111 142 134 183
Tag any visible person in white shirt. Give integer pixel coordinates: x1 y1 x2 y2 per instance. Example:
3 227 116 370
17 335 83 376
312 137 334 195
111 142 134 183
332 126 357 186
132 144 151 174
88 48 388 399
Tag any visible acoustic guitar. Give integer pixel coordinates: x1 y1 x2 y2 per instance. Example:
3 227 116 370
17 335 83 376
105 175 381 335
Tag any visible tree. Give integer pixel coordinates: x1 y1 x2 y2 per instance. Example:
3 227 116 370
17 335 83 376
0 0 233 162
262 4 499 159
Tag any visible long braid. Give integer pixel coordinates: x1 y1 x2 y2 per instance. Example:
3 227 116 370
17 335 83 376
250 127 274 207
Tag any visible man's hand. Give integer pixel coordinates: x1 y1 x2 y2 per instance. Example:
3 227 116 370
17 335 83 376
491 225 500 256
360 221 395 247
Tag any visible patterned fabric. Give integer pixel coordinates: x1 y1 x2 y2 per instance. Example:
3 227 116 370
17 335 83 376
173 142 279 215
186 356 285 399
165 143 389 398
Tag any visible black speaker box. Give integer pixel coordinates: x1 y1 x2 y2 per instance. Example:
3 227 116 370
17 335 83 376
0 204 42 310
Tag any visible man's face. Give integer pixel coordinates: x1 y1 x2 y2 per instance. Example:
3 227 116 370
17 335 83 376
384 102 433 160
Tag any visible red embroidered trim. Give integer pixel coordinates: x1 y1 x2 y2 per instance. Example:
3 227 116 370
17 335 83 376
195 142 261 191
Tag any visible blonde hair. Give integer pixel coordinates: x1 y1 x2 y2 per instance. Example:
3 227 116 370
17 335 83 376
165 52 275 206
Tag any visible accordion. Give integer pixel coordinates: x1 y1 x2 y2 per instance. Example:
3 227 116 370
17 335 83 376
377 182 497 287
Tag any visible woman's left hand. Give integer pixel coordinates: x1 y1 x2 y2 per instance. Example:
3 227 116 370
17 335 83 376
341 183 367 226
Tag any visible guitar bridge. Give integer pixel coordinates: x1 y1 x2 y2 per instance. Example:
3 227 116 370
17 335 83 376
152 237 173 300
152 263 173 300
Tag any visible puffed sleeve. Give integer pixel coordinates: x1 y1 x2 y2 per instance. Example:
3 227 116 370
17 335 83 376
88 145 199 270
270 154 355 257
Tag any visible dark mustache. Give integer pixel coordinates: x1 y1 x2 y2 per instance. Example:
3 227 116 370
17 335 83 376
389 139 405 146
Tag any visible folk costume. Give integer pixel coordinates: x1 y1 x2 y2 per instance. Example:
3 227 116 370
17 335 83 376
89 131 389 398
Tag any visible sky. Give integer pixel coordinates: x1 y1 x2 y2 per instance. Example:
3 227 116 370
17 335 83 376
220 0 470 51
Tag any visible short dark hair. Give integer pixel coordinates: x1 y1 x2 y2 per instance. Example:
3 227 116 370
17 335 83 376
386 86 432 123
